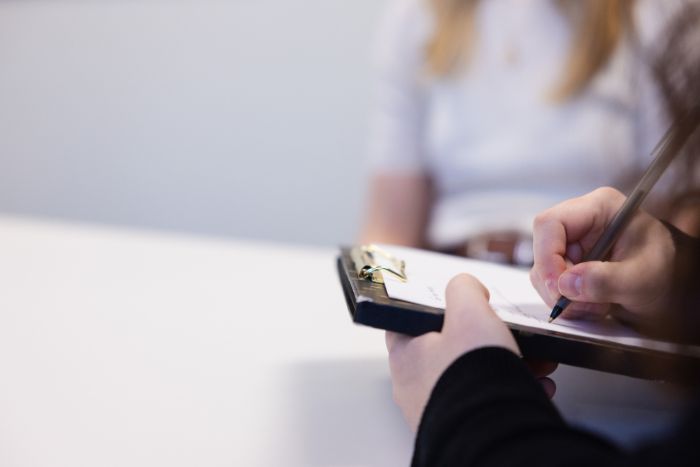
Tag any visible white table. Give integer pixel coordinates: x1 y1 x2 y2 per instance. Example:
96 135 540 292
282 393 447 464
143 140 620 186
0 216 684 466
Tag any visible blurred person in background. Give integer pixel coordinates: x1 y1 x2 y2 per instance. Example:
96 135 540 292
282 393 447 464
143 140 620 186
361 0 700 265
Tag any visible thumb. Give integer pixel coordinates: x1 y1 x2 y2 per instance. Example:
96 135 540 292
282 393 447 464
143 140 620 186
557 260 630 304
444 273 520 356
444 274 492 330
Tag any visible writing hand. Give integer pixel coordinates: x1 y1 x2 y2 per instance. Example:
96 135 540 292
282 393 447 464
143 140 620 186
530 187 676 324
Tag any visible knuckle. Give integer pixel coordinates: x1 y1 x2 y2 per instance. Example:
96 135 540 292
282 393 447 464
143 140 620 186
594 186 614 196
593 186 623 203
529 267 539 286
532 211 552 230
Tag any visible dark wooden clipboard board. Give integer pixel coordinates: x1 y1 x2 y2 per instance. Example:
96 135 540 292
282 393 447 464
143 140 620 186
337 247 700 383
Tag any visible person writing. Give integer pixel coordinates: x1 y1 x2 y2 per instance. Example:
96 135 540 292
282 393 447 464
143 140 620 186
386 186 700 466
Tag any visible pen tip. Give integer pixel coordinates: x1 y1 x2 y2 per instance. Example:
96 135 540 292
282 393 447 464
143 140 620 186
548 317 554 323
549 304 563 323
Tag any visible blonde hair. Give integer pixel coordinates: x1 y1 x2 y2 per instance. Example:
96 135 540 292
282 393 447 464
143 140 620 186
426 0 635 100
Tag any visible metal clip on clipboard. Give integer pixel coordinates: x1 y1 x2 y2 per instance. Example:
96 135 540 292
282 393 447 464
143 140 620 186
349 244 407 284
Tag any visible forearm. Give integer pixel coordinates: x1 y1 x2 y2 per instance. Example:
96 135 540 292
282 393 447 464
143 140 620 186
359 173 432 247
413 347 620 467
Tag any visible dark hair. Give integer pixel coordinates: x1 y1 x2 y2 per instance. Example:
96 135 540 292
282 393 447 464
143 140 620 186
651 3 700 227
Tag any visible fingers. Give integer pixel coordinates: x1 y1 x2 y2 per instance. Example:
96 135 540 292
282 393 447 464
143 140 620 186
565 242 584 264
557 259 638 305
443 274 492 329
443 274 520 354
560 301 611 320
446 273 490 302
524 359 558 377
538 377 557 399
531 214 568 303
530 268 558 307
385 331 410 353
531 187 627 305
385 274 490 356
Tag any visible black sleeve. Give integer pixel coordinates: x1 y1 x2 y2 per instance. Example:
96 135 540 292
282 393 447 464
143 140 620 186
412 347 700 467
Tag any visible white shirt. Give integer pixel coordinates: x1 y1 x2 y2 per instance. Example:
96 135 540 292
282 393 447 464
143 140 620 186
368 0 689 247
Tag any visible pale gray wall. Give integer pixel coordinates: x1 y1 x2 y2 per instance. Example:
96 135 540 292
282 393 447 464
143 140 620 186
0 0 385 245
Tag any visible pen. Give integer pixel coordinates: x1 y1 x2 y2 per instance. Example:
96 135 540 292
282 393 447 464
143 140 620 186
549 110 700 323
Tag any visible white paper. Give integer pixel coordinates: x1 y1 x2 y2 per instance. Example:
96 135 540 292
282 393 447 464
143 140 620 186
380 244 699 357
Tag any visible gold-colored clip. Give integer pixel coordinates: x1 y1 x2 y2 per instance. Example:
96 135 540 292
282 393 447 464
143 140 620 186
350 244 407 284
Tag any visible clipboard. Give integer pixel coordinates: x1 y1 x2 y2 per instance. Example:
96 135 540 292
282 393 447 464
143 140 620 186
337 245 700 383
